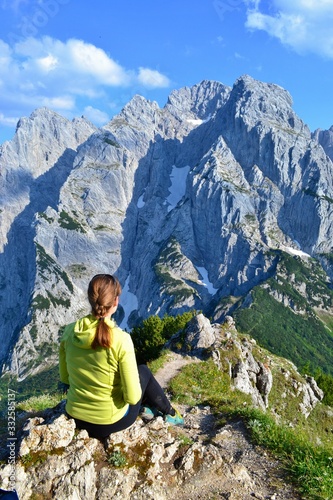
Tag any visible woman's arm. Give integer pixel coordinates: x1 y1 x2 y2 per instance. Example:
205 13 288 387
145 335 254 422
59 340 69 385
118 334 142 405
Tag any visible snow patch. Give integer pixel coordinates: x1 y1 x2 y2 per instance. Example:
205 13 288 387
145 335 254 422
187 119 204 126
137 193 145 208
167 165 190 212
119 275 138 330
284 246 311 259
196 266 218 295
186 114 211 127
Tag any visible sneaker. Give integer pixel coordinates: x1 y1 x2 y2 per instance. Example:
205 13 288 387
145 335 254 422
139 406 161 422
164 407 184 426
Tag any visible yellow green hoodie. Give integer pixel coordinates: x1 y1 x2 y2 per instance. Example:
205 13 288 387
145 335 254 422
59 315 141 425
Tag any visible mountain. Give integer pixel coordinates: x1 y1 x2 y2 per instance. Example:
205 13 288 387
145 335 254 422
0 75 333 380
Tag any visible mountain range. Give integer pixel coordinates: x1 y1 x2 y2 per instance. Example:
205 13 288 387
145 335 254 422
1 74 333 381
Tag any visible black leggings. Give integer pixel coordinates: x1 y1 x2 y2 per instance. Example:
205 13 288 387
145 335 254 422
72 364 172 439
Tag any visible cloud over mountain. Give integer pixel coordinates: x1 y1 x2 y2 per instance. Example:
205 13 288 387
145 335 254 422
0 36 171 129
245 0 333 58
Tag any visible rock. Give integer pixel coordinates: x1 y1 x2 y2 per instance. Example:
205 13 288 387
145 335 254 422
182 313 216 353
1 314 323 499
299 376 324 418
305 375 324 401
229 337 272 410
256 362 273 408
165 313 216 355
18 414 76 456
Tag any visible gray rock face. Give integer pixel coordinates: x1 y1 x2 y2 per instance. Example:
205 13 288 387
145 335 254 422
0 109 97 377
1 76 333 378
181 313 216 352
313 126 333 161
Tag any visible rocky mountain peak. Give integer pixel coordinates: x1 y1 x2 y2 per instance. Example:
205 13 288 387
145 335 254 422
313 125 333 161
224 74 307 138
0 76 333 381
165 79 230 121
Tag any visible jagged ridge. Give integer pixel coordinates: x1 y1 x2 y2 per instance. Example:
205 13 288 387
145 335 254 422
0 75 333 379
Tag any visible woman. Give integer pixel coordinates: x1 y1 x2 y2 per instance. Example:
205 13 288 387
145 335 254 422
59 273 183 439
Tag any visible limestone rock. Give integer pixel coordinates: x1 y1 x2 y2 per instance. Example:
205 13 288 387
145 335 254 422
0 397 300 500
0 315 325 500
299 376 324 418
18 413 76 456
183 313 216 352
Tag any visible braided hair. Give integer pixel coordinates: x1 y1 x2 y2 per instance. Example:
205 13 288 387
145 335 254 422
88 274 122 349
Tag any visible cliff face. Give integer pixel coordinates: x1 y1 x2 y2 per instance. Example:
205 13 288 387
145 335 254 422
1 76 333 379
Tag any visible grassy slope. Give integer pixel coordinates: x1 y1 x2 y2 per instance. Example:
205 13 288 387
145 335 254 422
233 252 333 375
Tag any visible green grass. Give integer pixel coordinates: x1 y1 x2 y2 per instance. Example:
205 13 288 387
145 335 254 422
168 358 333 500
58 210 86 233
232 252 333 377
234 285 333 375
107 450 128 467
0 365 61 416
147 349 172 374
16 393 64 412
168 358 252 409
243 409 333 499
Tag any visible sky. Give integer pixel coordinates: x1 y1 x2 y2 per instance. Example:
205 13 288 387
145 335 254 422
0 0 333 145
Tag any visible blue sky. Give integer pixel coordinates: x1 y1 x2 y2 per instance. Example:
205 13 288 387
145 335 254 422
0 0 333 144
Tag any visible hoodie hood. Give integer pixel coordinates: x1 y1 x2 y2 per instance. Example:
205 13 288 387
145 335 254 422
71 314 115 349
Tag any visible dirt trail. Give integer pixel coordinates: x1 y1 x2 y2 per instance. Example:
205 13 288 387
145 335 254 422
152 352 301 499
154 352 201 389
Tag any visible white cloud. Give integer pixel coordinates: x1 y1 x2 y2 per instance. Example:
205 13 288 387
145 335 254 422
245 0 333 58
42 95 75 109
67 39 131 85
0 112 19 126
12 36 131 86
0 36 170 136
138 67 170 88
36 54 58 72
83 106 109 125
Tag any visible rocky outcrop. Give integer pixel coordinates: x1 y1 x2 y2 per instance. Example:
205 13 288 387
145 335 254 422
0 403 301 500
0 314 326 499
165 315 322 416
313 126 333 161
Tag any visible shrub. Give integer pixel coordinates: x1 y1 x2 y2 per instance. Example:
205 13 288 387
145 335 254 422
131 311 196 363
107 450 127 467
315 371 333 406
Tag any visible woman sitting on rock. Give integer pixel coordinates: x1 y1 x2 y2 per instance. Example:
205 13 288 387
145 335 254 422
59 273 183 439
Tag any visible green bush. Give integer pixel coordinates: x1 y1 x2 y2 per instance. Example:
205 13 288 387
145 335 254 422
315 371 333 406
131 311 196 363
107 450 127 467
